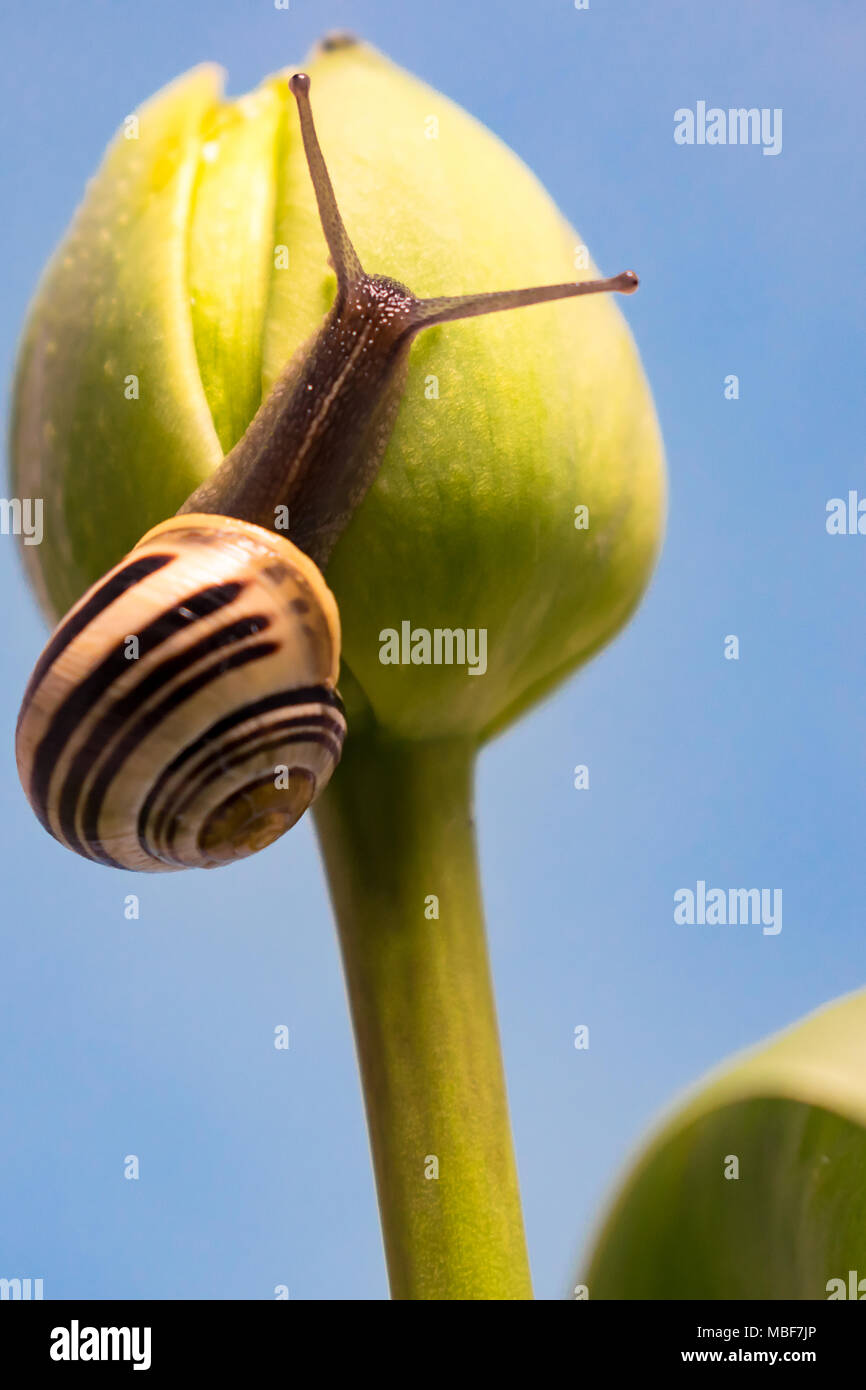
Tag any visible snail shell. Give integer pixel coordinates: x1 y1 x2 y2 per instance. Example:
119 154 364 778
15 514 346 871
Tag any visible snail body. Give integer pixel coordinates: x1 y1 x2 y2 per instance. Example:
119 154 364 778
16 72 638 871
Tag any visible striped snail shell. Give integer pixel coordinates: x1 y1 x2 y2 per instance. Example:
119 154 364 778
15 514 345 872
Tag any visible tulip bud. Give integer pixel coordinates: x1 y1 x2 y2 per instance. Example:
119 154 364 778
11 36 664 741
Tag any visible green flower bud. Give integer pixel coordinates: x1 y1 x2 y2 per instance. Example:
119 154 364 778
11 36 664 741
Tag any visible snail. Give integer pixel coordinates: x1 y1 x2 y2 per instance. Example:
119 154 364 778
15 73 638 872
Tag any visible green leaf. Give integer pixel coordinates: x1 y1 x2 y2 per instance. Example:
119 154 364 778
582 989 866 1300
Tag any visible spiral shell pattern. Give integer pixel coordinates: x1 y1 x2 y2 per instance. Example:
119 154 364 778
15 514 346 871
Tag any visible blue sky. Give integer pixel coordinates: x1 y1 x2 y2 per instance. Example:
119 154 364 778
1 0 864 1299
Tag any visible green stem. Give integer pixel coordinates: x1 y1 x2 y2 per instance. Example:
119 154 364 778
313 733 532 1300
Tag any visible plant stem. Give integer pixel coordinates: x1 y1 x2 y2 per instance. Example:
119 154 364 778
314 733 532 1300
